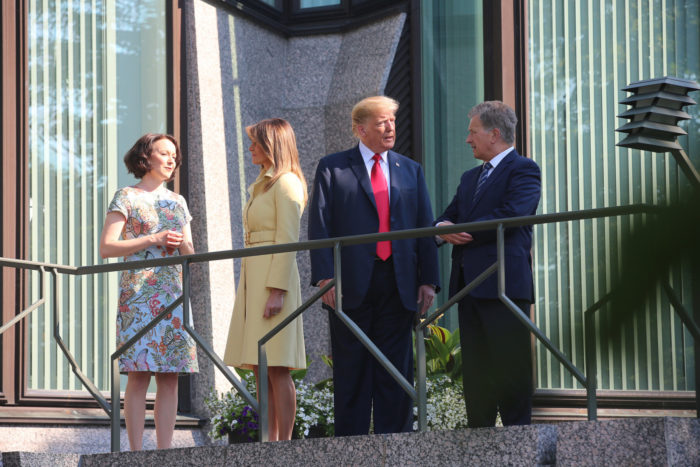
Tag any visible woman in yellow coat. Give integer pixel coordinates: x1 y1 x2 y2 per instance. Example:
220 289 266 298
224 118 306 441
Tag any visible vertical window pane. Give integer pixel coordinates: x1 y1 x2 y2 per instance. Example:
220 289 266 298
420 0 484 330
27 0 167 392
528 0 699 391
258 0 283 10
300 0 341 8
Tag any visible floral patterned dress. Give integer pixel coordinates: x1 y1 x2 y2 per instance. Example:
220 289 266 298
108 186 199 374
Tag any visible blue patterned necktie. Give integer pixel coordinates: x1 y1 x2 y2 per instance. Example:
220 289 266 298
474 162 493 199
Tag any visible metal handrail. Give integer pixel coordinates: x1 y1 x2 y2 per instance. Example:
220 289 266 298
3 202 696 448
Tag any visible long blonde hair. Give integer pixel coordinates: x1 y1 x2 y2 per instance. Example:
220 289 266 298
245 118 308 205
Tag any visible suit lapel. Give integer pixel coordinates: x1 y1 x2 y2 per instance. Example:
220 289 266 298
468 149 517 212
388 151 401 212
348 146 377 209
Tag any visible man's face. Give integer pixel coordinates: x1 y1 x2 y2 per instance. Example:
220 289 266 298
358 108 396 154
466 115 495 162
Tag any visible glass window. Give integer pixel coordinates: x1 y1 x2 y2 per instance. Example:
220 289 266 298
299 0 341 8
420 0 484 330
258 0 283 10
27 0 168 392
528 0 699 391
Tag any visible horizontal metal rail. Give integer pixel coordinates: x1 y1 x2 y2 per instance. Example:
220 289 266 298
3 202 696 447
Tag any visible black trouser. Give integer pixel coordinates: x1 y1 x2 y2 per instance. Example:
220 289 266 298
458 295 533 427
328 258 414 436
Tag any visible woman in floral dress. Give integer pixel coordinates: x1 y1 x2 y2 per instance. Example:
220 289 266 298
100 133 198 451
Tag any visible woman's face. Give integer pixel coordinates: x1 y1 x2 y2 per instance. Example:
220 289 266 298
147 138 177 181
249 138 271 169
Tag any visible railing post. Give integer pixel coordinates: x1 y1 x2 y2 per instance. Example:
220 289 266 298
111 357 121 452
259 345 269 442
416 323 428 431
584 310 598 421
333 242 342 313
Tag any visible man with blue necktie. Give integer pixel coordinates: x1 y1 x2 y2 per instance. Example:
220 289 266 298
308 96 440 436
436 101 541 427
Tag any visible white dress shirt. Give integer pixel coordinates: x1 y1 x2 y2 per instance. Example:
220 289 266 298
359 141 391 200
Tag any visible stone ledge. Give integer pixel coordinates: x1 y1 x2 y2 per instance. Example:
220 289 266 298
3 417 698 467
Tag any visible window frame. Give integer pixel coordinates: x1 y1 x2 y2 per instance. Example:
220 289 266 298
212 0 406 36
0 0 187 421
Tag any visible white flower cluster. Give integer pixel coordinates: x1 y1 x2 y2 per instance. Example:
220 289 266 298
412 375 468 431
204 372 257 441
294 379 334 438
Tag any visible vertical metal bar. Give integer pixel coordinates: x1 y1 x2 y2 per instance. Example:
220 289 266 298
333 242 342 313
584 310 598 421
111 357 121 452
259 346 269 442
182 258 190 327
670 148 700 190
416 323 427 431
497 223 506 295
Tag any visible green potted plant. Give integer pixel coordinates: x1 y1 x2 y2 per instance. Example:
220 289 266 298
204 371 260 443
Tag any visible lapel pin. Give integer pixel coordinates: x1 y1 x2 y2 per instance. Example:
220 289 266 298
395 162 400 167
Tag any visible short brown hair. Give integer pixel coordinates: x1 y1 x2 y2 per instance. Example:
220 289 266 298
351 96 399 138
123 133 181 179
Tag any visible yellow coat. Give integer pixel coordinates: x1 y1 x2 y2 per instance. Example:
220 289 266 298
224 169 306 369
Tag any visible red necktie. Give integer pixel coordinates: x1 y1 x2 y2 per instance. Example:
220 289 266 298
371 154 391 260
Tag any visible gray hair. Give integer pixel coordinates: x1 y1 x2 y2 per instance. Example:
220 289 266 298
468 101 517 144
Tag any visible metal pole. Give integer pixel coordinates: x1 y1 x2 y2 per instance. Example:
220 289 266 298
181 261 258 411
670 148 700 190
416 323 428 431
0 267 46 336
662 280 700 418
584 310 598 421
332 239 415 398
333 242 342 315
259 346 269 442
496 225 587 386
111 357 121 452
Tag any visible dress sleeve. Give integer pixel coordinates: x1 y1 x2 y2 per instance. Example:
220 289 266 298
179 194 193 224
108 188 129 219
266 173 304 291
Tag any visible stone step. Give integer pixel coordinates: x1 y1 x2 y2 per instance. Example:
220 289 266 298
2 417 699 466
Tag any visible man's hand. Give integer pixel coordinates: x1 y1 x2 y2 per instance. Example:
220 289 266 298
437 220 473 245
417 284 436 316
319 279 336 310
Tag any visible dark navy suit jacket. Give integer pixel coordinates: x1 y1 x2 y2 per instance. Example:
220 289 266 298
308 146 440 311
435 149 541 302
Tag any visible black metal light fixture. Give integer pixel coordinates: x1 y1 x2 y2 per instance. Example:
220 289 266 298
616 76 700 189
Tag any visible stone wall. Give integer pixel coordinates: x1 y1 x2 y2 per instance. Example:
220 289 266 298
183 0 406 417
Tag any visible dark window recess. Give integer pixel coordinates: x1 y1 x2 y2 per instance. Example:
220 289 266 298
212 0 407 36
384 17 412 159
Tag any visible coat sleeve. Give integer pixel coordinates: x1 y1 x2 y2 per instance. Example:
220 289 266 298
308 159 334 284
470 160 541 244
266 173 304 291
415 165 441 291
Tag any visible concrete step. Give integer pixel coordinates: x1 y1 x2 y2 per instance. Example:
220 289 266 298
2 417 699 466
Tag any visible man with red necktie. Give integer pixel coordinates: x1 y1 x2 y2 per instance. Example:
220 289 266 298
309 95 440 436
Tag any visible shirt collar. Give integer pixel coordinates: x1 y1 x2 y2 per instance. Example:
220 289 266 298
487 146 514 169
359 141 388 165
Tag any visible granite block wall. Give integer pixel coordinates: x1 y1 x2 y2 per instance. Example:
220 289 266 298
183 0 407 419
